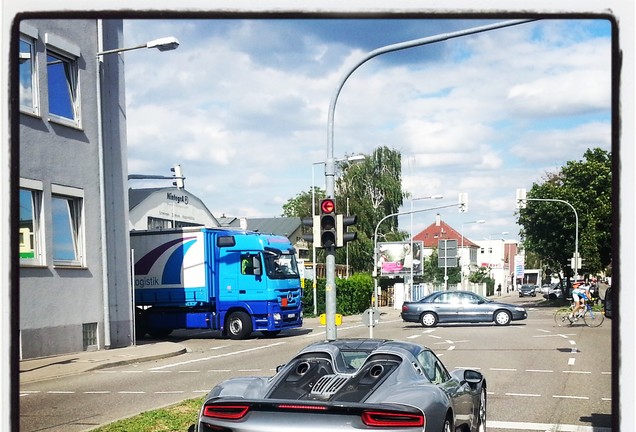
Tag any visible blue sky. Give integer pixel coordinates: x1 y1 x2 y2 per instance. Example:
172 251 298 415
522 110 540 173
122 17 612 243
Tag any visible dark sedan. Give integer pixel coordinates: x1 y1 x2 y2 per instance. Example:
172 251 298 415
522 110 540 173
518 284 536 297
401 290 528 327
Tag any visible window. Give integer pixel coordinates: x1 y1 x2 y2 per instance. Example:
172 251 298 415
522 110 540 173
417 349 450 385
19 183 43 265
51 185 84 266
19 33 39 115
45 33 81 127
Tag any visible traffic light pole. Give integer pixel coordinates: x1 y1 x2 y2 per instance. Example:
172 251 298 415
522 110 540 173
324 19 534 341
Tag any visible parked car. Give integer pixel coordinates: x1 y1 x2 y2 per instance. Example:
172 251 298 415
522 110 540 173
196 338 487 432
604 285 613 318
401 290 527 327
543 283 564 300
518 284 537 297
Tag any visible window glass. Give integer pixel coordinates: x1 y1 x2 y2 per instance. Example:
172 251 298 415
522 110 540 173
19 37 38 113
47 50 79 123
417 349 450 384
19 188 41 263
52 195 83 265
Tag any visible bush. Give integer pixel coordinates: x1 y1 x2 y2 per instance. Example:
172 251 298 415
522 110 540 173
302 273 374 317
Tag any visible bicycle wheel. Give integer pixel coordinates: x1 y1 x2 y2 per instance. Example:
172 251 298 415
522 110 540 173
554 307 572 327
583 308 604 327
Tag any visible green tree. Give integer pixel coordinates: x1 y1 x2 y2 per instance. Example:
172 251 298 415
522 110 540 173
517 148 612 288
335 146 407 272
281 187 324 218
421 248 461 285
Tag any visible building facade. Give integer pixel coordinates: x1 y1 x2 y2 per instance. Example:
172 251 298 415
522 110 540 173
18 19 131 358
129 187 220 231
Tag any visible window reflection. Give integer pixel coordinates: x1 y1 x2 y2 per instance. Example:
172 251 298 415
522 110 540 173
19 37 37 113
52 195 83 264
47 51 78 123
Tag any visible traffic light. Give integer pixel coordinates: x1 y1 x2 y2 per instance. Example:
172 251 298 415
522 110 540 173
301 215 321 247
171 164 185 189
319 198 337 248
336 214 358 247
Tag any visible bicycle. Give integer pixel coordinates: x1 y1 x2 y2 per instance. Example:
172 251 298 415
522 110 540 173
554 301 605 327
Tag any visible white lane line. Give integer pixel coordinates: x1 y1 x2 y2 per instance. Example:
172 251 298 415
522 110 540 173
553 395 589 400
526 369 553 373
118 391 145 394
19 390 40 394
208 369 231 373
448 346 455 351
149 342 287 370
569 340 576 345
487 420 610 431
238 369 263 372
149 370 172 373
84 391 110 394
155 391 185 394
568 358 576 365
121 370 144 374
504 393 541 397
428 334 442 339
178 370 200 373
490 368 517 372
47 391 74 394
407 334 421 339
563 370 592 374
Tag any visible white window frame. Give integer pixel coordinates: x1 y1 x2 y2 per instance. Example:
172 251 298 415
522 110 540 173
45 33 81 128
19 179 44 266
19 23 40 116
51 184 85 267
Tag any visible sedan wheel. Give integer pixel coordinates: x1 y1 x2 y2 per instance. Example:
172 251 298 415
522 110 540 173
442 417 452 432
420 312 438 327
494 310 511 326
476 388 487 432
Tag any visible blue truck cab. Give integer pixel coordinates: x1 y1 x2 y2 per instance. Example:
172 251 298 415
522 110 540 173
131 227 303 339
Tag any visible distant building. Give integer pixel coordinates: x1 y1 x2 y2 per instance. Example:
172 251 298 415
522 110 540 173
128 187 220 230
19 19 131 359
412 215 481 279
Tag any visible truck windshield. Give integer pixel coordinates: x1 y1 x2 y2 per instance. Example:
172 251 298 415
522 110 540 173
264 250 300 279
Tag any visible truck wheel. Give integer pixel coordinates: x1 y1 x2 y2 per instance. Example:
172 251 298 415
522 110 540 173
227 311 252 340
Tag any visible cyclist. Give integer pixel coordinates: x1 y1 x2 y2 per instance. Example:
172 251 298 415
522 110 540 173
570 282 591 322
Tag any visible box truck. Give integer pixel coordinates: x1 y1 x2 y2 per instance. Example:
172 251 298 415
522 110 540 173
131 227 303 339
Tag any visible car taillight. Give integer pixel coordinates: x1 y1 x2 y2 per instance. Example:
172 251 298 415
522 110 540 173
202 404 250 420
402 304 409 311
361 410 425 428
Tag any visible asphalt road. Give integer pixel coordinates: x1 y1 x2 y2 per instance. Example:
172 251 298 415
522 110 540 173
19 295 613 432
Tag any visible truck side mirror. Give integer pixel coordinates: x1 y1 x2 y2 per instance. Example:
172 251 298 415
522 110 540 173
252 256 262 276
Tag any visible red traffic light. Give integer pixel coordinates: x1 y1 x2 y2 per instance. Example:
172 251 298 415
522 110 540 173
320 199 335 214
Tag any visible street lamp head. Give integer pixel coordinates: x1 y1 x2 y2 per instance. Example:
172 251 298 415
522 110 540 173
147 37 180 52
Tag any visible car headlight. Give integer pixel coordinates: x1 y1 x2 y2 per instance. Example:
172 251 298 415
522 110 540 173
515 307 526 312
273 313 282 320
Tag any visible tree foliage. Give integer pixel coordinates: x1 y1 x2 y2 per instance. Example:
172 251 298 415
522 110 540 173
516 148 612 284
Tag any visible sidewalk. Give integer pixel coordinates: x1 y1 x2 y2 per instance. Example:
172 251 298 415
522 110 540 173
19 341 187 384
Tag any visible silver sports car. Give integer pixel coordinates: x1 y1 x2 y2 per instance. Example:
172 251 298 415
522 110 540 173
196 338 486 432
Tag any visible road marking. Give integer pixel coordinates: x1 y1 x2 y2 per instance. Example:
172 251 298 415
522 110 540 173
526 369 553 373
563 370 592 374
491 368 516 372
487 420 610 431
149 342 287 370
505 392 541 397
568 358 576 365
208 369 231 373
118 391 145 394
121 370 144 374
178 370 200 373
47 391 74 394
448 346 455 351
553 395 589 400
428 334 442 339
149 370 172 373
238 369 263 372
155 391 185 394
84 391 110 394
406 334 421 339
569 340 576 345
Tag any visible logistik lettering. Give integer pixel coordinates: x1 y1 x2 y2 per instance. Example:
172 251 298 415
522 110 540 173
135 276 160 288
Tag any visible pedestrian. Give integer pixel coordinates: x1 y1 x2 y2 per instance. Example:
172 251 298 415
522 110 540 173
497 283 502 296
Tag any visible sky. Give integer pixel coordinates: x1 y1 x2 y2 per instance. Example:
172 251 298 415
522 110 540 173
122 17 612 244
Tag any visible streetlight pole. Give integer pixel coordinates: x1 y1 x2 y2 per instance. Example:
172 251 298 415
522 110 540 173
96 28 179 347
460 220 485 288
325 19 535 341
410 195 443 300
